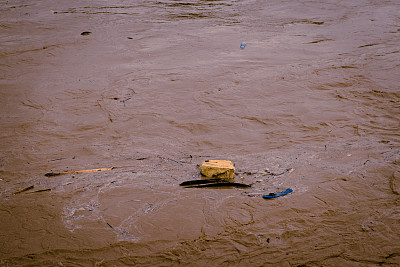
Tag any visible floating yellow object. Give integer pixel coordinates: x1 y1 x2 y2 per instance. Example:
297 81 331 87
200 160 235 180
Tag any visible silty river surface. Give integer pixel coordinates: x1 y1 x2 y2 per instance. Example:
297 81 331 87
1 0 400 266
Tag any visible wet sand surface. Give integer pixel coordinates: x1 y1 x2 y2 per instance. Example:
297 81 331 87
1 0 400 266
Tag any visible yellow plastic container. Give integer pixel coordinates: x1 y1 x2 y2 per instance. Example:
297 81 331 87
200 160 235 180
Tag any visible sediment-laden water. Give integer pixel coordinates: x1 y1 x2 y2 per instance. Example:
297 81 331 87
1 0 399 266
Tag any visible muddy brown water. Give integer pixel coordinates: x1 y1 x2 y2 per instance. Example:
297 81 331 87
1 0 399 266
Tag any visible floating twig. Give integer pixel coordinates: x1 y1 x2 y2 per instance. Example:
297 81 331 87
45 166 135 177
265 168 293 176
14 185 34 194
48 158 66 162
320 177 347 183
32 189 51 193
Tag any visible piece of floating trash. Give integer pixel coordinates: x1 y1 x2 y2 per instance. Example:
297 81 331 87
240 42 246 49
263 188 293 199
180 179 251 188
200 160 235 180
81 31 92 36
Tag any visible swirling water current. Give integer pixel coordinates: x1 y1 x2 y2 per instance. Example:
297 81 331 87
0 0 399 266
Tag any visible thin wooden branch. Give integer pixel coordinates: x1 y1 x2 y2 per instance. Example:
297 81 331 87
14 185 34 194
45 166 135 177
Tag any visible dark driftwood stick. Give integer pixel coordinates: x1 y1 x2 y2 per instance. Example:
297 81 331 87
192 182 251 188
180 179 251 188
179 179 221 186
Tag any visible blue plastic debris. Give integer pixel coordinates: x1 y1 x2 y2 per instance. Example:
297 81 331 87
263 188 293 199
240 42 246 49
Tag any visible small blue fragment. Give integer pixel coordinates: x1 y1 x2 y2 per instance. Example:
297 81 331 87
240 42 246 49
263 188 293 199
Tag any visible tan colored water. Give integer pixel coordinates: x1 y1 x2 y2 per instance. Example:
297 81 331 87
1 0 399 265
